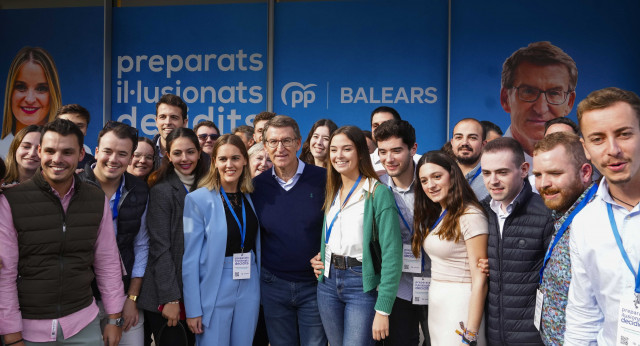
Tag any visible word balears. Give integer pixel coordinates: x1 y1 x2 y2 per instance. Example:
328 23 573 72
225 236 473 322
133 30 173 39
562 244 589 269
341 87 438 104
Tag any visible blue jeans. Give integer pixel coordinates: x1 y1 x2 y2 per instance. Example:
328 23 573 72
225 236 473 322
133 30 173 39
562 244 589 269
260 267 327 346
317 264 377 346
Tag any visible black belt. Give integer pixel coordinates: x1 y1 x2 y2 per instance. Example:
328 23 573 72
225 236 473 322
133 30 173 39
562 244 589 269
331 254 362 270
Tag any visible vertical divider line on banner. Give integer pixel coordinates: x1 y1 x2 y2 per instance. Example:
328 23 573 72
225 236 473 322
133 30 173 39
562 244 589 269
446 0 452 141
267 0 275 112
104 0 113 126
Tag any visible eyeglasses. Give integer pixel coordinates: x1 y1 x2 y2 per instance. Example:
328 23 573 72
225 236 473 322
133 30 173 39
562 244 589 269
266 137 296 148
511 86 571 105
197 134 220 141
133 152 154 161
103 120 139 138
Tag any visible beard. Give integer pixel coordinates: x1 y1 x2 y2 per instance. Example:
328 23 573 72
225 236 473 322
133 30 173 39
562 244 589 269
539 179 586 213
455 144 481 166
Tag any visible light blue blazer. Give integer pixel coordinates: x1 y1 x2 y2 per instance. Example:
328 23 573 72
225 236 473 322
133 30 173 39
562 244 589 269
182 186 261 327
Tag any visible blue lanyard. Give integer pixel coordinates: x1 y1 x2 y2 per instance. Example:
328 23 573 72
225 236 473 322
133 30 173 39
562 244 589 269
325 175 362 244
388 186 412 232
111 186 122 220
221 187 247 251
468 166 482 184
607 203 640 293
539 184 598 284
432 209 447 230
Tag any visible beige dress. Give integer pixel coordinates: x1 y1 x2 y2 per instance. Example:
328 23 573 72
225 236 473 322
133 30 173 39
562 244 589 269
423 206 488 346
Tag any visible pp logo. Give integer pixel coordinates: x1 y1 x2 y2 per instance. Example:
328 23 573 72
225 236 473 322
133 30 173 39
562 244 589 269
281 82 316 108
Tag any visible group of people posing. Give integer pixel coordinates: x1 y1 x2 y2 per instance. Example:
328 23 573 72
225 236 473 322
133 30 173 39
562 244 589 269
1 40 639 346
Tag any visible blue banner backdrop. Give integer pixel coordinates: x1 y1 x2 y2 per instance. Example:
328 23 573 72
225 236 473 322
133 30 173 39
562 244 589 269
0 7 103 157
273 0 449 153
111 3 268 137
449 0 640 137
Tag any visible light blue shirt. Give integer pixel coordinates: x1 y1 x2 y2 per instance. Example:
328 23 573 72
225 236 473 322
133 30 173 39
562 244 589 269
465 163 489 201
380 173 430 302
272 159 305 191
108 175 150 278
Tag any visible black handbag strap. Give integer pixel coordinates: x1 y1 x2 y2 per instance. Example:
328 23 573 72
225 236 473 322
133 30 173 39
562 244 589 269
156 321 188 346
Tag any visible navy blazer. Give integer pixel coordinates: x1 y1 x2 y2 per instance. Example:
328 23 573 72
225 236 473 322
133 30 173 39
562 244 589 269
182 186 261 327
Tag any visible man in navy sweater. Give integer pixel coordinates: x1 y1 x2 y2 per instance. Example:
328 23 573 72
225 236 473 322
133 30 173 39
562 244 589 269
251 115 328 346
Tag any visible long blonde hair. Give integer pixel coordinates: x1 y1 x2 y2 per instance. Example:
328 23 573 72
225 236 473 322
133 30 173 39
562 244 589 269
198 134 254 193
3 47 61 139
323 126 379 213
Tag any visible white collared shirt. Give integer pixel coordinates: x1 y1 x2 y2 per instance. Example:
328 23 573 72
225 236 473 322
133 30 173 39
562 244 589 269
325 178 375 262
271 159 305 191
488 183 524 236
564 178 640 345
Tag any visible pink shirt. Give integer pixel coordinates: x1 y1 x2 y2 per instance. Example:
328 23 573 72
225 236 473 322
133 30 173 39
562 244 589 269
0 179 126 341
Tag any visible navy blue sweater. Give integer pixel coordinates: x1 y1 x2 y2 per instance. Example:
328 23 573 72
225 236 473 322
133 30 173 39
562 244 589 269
252 164 326 282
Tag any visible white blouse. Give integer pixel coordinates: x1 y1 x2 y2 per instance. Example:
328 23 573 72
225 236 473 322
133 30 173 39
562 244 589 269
325 178 375 262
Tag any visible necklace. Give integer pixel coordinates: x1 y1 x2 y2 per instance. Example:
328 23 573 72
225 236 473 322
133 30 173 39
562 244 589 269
610 192 637 208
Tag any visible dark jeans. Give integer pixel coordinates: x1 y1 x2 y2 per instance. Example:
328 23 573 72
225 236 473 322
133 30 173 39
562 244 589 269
260 267 327 346
144 310 195 346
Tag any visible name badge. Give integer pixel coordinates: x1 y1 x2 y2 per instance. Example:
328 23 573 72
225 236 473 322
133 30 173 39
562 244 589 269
616 289 640 346
534 288 544 331
50 319 58 340
233 253 251 280
403 244 421 273
324 246 331 278
412 277 430 305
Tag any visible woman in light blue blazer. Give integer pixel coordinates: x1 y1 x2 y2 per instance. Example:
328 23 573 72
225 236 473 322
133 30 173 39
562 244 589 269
182 134 261 346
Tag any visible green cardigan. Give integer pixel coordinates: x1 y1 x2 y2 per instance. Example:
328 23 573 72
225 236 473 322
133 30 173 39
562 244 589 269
318 181 403 314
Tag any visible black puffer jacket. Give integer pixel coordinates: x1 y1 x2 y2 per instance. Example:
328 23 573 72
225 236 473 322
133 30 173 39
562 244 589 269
482 179 553 345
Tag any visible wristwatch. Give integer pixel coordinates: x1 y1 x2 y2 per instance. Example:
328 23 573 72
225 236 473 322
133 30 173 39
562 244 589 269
107 317 124 327
128 294 138 302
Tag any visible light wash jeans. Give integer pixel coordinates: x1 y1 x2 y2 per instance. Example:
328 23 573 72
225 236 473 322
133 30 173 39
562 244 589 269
317 264 377 346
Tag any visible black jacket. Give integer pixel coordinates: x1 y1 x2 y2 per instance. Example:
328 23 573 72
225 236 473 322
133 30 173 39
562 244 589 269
79 166 149 293
482 179 554 345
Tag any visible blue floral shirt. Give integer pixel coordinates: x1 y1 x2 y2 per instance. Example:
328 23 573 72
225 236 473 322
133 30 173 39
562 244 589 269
540 183 596 345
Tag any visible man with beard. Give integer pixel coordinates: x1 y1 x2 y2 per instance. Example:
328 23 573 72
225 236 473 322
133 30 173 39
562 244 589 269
0 119 125 345
531 132 594 345
374 119 430 345
451 118 489 200
565 88 640 345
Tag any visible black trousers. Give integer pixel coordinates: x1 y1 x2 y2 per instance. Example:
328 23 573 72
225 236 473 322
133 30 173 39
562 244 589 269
379 298 430 346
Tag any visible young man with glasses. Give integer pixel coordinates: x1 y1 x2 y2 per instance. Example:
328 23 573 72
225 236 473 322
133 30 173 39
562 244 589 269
251 115 328 346
193 120 220 156
500 41 578 170
79 121 150 346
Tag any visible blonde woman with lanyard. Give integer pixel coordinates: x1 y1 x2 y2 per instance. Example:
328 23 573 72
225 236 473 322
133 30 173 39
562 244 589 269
311 126 402 345
182 134 260 345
